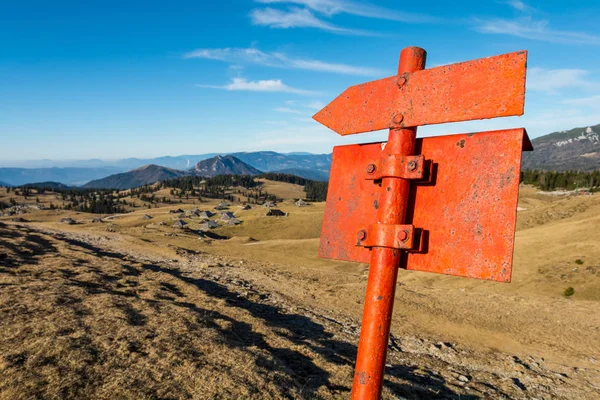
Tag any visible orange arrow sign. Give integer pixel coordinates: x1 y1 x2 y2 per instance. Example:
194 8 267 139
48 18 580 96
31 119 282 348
313 51 527 135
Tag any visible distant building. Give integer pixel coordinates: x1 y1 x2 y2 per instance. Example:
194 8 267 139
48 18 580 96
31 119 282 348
266 209 286 217
141 214 153 220
186 208 201 217
214 203 229 210
173 219 188 229
221 212 236 220
60 217 76 225
295 199 310 207
226 218 242 225
263 201 275 208
198 210 215 218
199 220 219 230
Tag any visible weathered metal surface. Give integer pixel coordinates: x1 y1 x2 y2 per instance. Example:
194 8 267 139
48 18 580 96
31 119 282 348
319 128 531 282
357 224 415 249
313 51 527 135
364 154 424 180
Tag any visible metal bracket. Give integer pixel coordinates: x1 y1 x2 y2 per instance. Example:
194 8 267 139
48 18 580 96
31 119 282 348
365 154 425 180
356 224 415 249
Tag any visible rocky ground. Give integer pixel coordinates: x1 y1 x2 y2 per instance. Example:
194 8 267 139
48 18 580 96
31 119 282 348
1 222 598 399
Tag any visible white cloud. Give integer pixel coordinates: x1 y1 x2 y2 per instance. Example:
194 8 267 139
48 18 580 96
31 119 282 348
183 47 382 76
561 96 600 107
527 67 600 93
273 100 326 116
254 0 437 23
196 77 318 95
474 17 600 45
503 0 530 12
305 100 325 111
274 107 305 114
250 7 374 35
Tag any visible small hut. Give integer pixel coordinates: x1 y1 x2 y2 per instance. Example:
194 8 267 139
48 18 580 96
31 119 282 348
226 218 242 225
239 204 252 210
214 203 229 210
141 214 153 220
186 208 201 217
91 218 103 223
60 217 76 225
266 209 286 217
295 199 310 207
169 208 184 214
221 212 236 221
263 201 275 208
173 219 188 229
199 220 219 230
198 210 215 218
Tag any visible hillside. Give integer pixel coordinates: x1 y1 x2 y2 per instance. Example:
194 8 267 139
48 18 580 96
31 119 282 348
523 124 600 171
231 151 331 177
1 187 598 398
272 168 329 182
191 155 262 177
21 181 71 190
83 164 189 189
0 167 124 187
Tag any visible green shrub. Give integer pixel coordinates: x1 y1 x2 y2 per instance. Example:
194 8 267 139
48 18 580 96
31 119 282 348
563 287 575 298
575 259 584 265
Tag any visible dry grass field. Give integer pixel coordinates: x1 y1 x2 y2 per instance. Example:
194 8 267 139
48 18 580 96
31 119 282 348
1 182 599 399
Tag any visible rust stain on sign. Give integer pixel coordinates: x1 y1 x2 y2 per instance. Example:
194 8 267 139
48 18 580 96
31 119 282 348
319 128 532 282
313 51 527 135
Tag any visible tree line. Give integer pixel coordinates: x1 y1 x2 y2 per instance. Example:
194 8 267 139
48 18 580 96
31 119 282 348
521 170 600 192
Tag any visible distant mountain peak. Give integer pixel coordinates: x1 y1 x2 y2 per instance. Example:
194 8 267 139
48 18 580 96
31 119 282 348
522 123 600 171
191 155 261 177
83 164 188 189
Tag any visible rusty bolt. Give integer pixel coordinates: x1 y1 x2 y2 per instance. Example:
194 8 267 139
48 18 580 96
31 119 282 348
397 230 409 242
407 160 418 171
392 114 404 125
397 76 407 88
357 229 367 242
366 164 376 174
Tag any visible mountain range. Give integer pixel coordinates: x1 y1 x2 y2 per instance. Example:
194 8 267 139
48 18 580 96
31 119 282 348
83 165 189 190
191 155 262 177
84 156 263 189
0 151 330 186
521 124 600 171
2 123 600 188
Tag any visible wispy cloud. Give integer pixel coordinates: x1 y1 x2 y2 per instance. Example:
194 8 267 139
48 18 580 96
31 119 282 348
250 7 374 35
274 107 305 114
561 95 600 107
273 100 326 116
502 0 531 12
183 47 382 76
196 77 318 95
254 0 437 23
305 101 325 111
527 67 600 93
474 16 600 45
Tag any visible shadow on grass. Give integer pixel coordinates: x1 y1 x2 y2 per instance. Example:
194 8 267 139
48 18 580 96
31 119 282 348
2 223 476 399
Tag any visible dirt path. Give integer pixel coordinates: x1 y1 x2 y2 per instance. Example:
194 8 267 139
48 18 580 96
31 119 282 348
1 222 598 399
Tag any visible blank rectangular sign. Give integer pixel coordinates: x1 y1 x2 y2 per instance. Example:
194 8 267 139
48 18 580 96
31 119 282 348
319 128 531 282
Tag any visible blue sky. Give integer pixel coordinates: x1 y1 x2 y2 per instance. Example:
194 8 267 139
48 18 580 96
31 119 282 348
1 0 600 161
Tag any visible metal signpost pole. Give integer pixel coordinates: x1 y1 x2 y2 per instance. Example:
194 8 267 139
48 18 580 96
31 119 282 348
351 47 426 400
314 45 529 400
